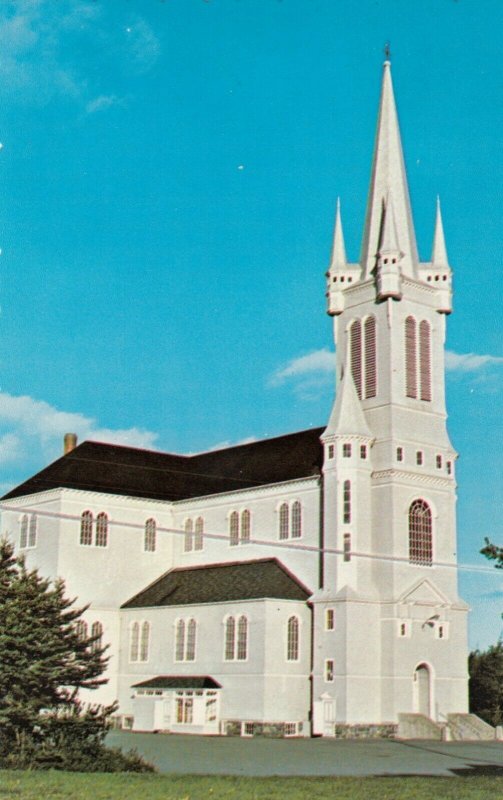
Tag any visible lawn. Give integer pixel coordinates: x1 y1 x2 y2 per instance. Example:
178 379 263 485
1 772 503 800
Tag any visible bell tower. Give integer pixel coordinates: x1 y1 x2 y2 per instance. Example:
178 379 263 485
313 59 468 732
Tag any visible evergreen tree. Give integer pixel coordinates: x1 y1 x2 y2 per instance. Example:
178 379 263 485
469 642 503 727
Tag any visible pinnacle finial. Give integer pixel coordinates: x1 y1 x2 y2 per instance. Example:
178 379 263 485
329 197 347 269
431 196 449 267
384 42 391 63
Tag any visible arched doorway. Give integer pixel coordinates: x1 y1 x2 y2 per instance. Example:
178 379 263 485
413 663 431 717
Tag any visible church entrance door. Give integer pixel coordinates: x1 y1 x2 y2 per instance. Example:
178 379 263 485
413 664 431 717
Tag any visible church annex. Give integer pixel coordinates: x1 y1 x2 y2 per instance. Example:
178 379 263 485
1 61 476 738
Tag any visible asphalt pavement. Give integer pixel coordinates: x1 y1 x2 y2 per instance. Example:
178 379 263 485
106 731 503 777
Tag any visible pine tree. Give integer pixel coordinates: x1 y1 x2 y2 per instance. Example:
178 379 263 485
0 539 110 760
469 643 503 727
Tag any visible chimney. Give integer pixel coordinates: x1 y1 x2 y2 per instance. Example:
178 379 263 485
64 433 78 455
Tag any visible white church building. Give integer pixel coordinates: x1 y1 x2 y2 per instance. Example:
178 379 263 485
2 61 488 739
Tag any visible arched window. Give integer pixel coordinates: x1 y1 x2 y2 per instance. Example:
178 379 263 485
184 519 193 552
350 319 363 399
75 620 88 642
279 503 289 540
95 513 108 547
237 615 248 661
287 616 300 661
175 619 185 662
224 616 236 661
19 515 28 549
80 511 93 546
186 618 197 661
343 480 351 524
364 315 377 398
130 622 140 662
241 510 251 543
28 514 37 547
405 316 417 398
291 501 302 539
144 518 156 552
419 320 431 401
408 499 433 566
90 621 103 654
140 621 150 662
229 511 239 546
194 517 204 551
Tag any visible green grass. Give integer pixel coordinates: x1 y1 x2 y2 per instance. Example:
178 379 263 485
1 772 503 800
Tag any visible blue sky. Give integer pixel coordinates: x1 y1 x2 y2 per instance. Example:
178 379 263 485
0 0 501 649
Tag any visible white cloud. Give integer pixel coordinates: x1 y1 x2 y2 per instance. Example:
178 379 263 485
85 94 122 114
124 17 160 75
445 350 503 372
0 392 158 481
270 349 335 386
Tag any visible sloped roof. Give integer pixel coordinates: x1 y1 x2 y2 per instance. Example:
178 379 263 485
2 427 324 502
122 558 312 609
132 675 221 690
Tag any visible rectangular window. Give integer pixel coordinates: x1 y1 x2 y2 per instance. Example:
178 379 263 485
325 609 335 631
328 444 335 459
325 659 335 682
342 443 352 458
396 447 404 462
436 454 442 469
398 621 410 638
343 481 351 524
360 444 367 460
416 451 423 466
343 533 351 562
447 460 452 475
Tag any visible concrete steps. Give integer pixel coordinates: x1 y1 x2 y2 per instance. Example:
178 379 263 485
398 712 502 741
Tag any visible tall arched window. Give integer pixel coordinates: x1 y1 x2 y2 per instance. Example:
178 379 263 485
175 619 185 661
229 511 239 546
279 503 289 540
405 316 418 398
364 315 377 398
75 620 88 642
343 480 351 524
237 615 248 661
241 510 251 543
140 621 150 662
28 514 37 547
144 518 156 552
80 511 93 546
194 517 204 551
90 621 103 654
419 320 431 402
408 499 433 566
95 513 108 547
224 616 236 660
350 319 363 399
291 501 302 539
287 616 300 661
130 622 140 662
184 519 193 552
19 515 28 549
186 618 197 661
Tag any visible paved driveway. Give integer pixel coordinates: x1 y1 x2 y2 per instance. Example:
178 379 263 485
107 732 503 777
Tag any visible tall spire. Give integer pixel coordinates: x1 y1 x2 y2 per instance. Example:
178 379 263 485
431 196 449 267
360 61 419 279
330 198 347 269
322 368 373 441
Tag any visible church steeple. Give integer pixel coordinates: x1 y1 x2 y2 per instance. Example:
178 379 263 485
360 60 419 280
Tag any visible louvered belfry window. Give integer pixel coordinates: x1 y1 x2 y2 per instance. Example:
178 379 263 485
405 316 418 398
419 320 432 401
408 499 433 566
350 320 363 399
364 315 377 398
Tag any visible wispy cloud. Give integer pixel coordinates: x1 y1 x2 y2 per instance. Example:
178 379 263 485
0 391 158 492
85 94 123 114
0 2 160 108
445 350 503 372
269 349 335 386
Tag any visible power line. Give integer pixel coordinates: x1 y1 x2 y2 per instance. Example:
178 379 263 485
0 501 499 577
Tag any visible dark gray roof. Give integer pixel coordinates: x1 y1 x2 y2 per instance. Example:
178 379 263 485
122 558 311 609
2 427 324 502
132 676 221 690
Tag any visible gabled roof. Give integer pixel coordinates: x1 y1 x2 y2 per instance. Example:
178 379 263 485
2 427 324 503
121 558 312 609
132 675 221 690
